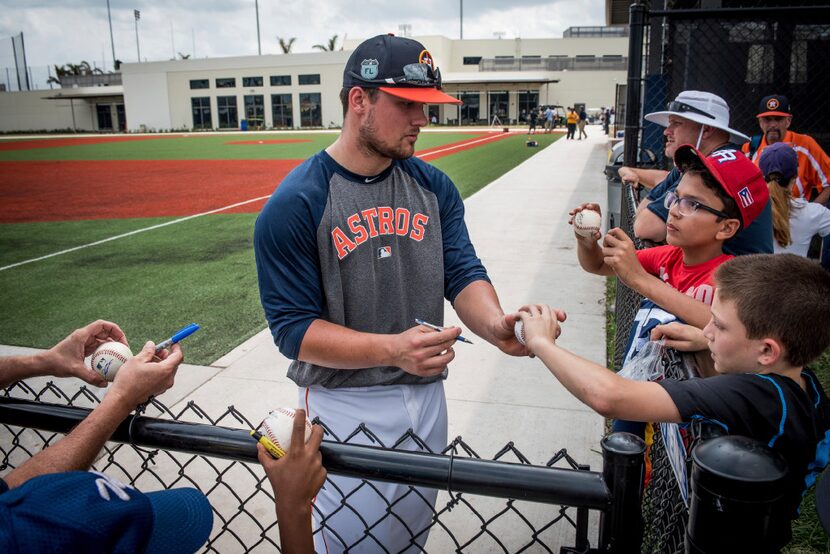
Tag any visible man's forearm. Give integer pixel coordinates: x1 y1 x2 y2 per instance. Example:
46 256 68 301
813 187 830 206
453 280 506 345
633 208 668 242
297 320 395 369
0 354 52 388
3 392 134 488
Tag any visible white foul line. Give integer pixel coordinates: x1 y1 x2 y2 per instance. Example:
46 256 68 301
0 195 273 272
416 132 515 159
2 133 511 272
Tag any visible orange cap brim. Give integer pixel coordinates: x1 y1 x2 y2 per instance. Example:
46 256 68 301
379 86 462 105
757 111 791 118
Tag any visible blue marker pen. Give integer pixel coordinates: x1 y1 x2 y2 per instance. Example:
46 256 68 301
155 323 200 354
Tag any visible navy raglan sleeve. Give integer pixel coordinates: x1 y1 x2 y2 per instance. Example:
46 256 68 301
254 160 328 360
404 160 490 303
645 168 682 222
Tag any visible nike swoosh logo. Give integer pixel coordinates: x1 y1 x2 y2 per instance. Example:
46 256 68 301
364 176 381 183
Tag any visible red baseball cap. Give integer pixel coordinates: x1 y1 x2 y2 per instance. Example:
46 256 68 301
674 144 769 228
343 34 462 105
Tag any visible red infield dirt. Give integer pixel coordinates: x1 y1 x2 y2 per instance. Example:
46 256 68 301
225 139 312 145
0 133 512 224
0 135 183 152
0 160 299 224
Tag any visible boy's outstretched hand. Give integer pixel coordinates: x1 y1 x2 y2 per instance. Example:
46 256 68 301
517 305 567 354
602 228 646 285
258 408 326 554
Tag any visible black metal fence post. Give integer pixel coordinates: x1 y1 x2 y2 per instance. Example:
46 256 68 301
686 435 789 553
598 432 646 553
623 3 647 169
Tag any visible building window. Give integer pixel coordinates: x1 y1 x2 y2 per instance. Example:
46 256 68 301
244 95 264 128
271 93 293 127
191 97 212 129
518 91 539 122
299 92 321 127
298 74 321 85
270 75 291 86
458 92 480 124
216 77 236 88
488 91 508 123
96 104 113 130
189 79 209 89
242 76 263 87
217 95 238 128
463 56 482 65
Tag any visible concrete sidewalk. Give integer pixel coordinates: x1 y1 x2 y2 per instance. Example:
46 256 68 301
0 124 612 550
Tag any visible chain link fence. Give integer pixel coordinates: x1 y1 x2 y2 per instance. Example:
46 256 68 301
1 378 632 553
610 3 830 552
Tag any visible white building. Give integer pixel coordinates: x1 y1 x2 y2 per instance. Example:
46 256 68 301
0 28 628 133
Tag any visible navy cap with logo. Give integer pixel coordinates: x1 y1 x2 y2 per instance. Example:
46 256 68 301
343 34 462 105
0 471 213 553
757 94 792 118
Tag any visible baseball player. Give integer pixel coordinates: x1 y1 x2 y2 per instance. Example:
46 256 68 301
254 34 529 553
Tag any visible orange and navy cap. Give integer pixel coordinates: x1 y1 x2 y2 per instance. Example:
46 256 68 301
674 144 769 229
343 34 461 105
757 94 792 118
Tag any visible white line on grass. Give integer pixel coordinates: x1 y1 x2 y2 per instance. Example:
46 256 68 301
0 195 272 272
2 133 513 271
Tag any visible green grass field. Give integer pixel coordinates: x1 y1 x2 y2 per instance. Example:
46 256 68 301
0 131 560 363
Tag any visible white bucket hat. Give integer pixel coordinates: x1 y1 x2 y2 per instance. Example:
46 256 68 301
645 90 750 145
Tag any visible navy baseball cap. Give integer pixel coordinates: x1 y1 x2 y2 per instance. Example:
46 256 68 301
757 94 792 118
0 471 213 553
759 142 799 182
343 34 462 105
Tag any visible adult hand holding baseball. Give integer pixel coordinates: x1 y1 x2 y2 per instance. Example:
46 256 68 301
42 319 129 387
569 203 603 241
109 342 183 407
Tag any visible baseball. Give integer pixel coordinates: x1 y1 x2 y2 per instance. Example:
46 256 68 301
573 209 602 238
514 320 526 346
90 341 133 382
258 407 312 452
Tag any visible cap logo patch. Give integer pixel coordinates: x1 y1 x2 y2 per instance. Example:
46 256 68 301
737 186 754 208
360 59 379 80
418 50 434 69
711 150 737 164
766 98 780 110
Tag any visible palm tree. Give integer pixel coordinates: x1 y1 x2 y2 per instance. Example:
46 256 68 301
278 36 296 54
312 34 339 52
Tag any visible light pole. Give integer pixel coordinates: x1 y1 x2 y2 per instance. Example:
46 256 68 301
134 9 141 62
106 0 116 69
255 0 261 55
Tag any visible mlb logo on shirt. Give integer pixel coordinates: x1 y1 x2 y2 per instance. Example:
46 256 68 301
377 246 392 259
737 186 753 208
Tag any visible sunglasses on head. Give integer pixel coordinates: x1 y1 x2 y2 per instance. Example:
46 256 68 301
350 63 442 87
667 101 715 120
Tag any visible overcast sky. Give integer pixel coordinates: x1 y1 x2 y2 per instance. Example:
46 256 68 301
0 0 604 87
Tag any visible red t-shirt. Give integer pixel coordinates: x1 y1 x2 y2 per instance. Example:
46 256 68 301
636 245 732 305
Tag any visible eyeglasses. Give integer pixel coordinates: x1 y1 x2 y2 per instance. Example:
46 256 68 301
349 63 442 87
664 190 730 218
666 101 715 120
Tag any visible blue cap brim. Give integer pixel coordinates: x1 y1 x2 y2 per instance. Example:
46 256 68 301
144 487 213 554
